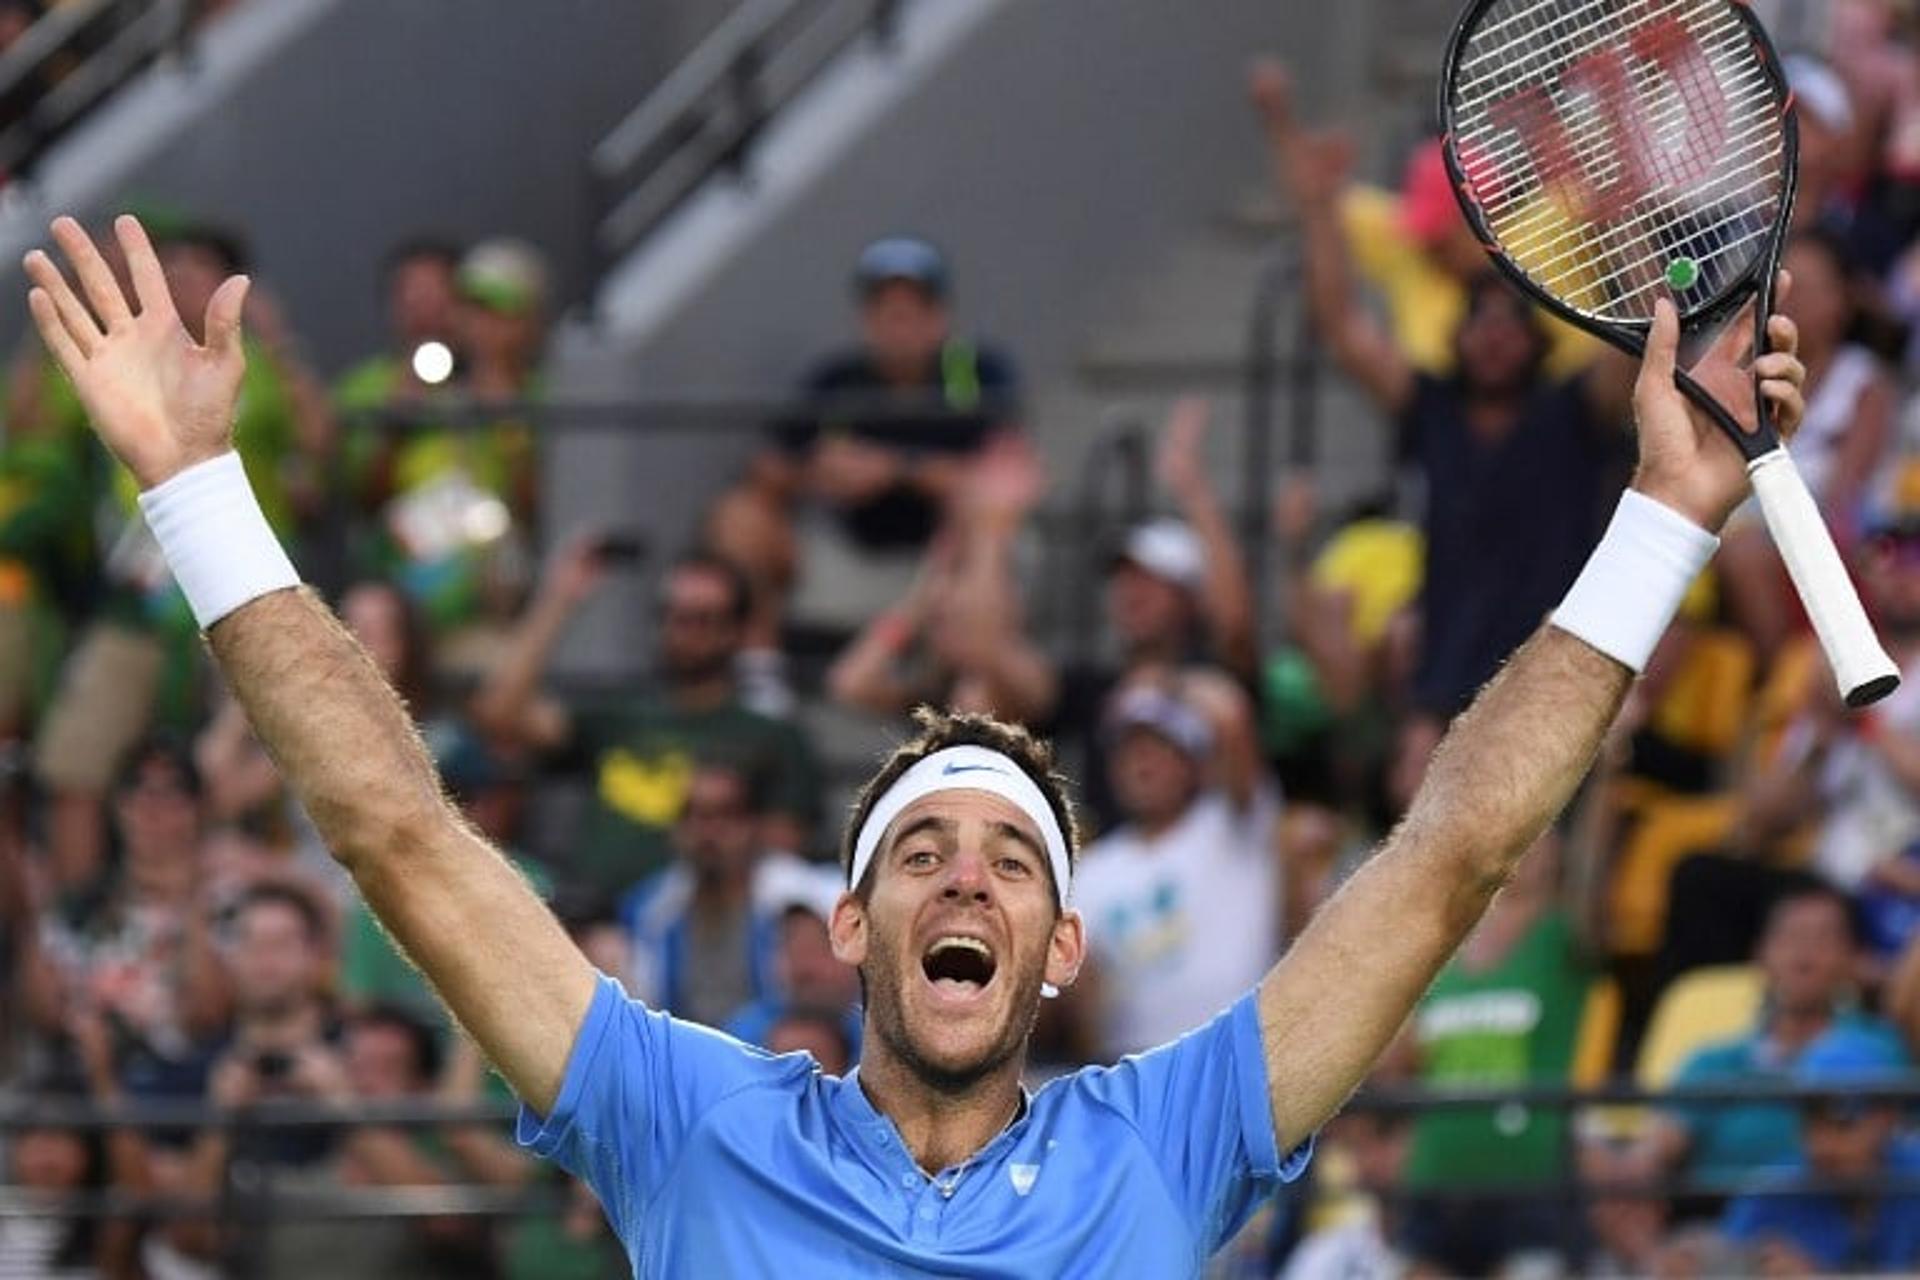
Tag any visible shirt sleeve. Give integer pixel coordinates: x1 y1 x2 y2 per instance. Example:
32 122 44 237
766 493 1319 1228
1072 991 1313 1256
515 972 804 1241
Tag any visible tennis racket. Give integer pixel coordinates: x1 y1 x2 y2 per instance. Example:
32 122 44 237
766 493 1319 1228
1439 0 1900 706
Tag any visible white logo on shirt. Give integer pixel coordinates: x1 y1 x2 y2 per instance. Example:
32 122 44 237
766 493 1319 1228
1009 1163 1039 1197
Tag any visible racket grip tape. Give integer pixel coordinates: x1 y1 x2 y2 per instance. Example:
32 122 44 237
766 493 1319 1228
1748 450 1901 707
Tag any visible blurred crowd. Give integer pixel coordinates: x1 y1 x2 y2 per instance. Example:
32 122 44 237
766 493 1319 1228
11 1 1920 1277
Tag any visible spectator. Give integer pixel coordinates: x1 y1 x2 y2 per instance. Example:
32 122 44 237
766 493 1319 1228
473 548 821 896
1637 882 1905 1208
1264 85 1634 783
1042 400 1258 834
764 1006 856 1076
1263 476 1422 826
36 739 230 1103
620 759 840 1028
1714 1028 1920 1276
827 436 1056 726
1277 1102 1414 1280
1249 59 1595 380
726 899 863 1060
183 882 346 1275
335 235 464 417
1065 676 1278 1059
707 235 1021 645
30 220 333 909
0 327 100 745
328 1004 503 1278
0 1058 141 1280
343 239 547 645
1395 831 1592 1277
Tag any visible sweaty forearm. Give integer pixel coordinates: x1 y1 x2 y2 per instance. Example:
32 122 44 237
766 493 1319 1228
1399 626 1629 912
1258 625 1629 1148
210 590 444 866
208 589 593 1110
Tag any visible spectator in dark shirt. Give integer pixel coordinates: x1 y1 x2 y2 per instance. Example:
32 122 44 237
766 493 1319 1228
473 546 821 896
1270 108 1631 795
708 235 1021 645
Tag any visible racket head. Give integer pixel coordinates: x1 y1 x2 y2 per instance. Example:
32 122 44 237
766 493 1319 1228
1439 0 1797 349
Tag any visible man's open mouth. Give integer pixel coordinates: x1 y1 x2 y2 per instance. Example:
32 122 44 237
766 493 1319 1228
921 935 997 996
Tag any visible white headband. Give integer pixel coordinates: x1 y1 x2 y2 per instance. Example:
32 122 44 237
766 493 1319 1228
850 745 1072 908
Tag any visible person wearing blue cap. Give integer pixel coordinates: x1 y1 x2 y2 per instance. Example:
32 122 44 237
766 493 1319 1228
1715 1028 1920 1275
22 208 1807 1278
706 234 1022 643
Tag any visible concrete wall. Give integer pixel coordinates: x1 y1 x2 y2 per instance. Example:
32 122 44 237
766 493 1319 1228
546 0 1371 663
0 0 740 372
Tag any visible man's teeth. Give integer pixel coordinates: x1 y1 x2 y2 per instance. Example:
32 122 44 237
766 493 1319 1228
931 936 990 957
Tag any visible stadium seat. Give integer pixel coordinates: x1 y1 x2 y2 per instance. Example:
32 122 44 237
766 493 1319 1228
1571 976 1622 1088
1607 795 1739 957
1634 964 1763 1088
1649 627 1756 760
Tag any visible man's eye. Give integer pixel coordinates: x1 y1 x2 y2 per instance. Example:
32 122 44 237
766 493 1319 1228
904 849 938 868
996 858 1031 877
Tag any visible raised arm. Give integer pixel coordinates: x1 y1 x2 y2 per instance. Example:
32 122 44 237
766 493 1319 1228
1155 398 1257 680
1249 61 1414 416
471 535 604 752
24 215 594 1113
1256 294 1808 1151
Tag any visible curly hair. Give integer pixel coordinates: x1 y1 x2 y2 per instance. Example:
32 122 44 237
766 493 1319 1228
840 707 1081 902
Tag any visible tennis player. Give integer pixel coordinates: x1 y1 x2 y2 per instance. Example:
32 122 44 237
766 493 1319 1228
24 216 1805 1276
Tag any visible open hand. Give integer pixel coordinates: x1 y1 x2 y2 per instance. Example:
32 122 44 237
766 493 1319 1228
1630 273 1805 531
23 215 250 490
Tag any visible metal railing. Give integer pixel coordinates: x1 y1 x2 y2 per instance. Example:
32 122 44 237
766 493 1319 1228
585 0 907 284
0 0 202 181
1242 248 1321 648
6 1080 1920 1222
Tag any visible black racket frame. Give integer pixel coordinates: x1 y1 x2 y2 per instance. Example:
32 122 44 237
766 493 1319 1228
1437 0 1799 463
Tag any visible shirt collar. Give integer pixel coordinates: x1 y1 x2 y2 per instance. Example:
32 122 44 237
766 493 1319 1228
830 1067 1033 1184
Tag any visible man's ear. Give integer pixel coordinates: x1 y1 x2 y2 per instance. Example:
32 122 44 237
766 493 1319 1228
1045 908 1086 992
830 891 868 967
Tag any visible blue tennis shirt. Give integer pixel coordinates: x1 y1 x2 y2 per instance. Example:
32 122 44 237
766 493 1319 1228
517 974 1311 1277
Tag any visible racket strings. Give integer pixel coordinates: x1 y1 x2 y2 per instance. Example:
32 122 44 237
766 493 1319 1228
1448 0 1786 323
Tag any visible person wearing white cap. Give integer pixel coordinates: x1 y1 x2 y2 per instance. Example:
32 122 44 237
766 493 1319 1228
24 212 1807 1277
1068 678 1280 1059
1044 398 1258 832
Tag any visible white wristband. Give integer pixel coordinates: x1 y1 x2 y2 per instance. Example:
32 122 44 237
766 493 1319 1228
1551 490 1718 674
136 452 301 630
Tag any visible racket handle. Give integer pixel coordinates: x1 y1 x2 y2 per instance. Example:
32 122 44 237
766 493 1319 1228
1748 450 1901 707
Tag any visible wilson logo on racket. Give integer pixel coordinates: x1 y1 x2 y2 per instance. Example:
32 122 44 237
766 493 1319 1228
1486 14 1725 223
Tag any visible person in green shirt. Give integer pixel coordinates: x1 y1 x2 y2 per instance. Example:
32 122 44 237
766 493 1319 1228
474 545 822 899
338 237 545 635
1399 829 1593 1276
333 234 462 421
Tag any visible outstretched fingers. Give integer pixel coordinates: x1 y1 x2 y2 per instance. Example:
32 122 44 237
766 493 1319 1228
22 250 100 362
26 287 85 372
49 217 132 331
113 215 176 324
1635 296 1681 404
202 274 250 362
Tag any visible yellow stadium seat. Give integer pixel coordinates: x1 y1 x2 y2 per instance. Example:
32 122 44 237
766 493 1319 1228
1571 976 1622 1088
1608 795 1739 957
1650 627 1756 760
1635 965 1763 1089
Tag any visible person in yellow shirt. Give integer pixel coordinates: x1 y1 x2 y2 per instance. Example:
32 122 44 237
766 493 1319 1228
1252 61 1597 380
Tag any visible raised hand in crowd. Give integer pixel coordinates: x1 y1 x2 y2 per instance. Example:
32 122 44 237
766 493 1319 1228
1153 397 1255 678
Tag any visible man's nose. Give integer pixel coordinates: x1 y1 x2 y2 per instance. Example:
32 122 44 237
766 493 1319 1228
940 849 992 903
